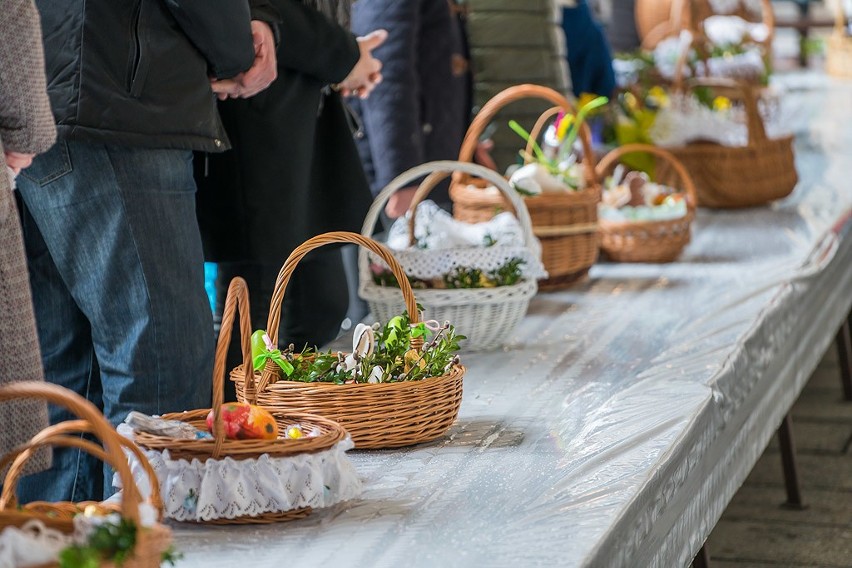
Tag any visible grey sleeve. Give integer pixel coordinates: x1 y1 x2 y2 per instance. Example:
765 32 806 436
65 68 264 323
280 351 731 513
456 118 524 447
0 0 57 154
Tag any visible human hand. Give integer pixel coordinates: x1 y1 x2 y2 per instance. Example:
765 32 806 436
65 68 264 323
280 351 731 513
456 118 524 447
337 29 387 100
211 21 277 100
4 151 34 174
384 186 418 219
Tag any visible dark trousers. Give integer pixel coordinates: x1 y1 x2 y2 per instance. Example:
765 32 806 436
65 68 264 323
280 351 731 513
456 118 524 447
214 248 349 401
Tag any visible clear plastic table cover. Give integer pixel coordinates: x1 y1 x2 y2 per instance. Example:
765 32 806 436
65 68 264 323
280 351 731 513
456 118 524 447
172 74 852 567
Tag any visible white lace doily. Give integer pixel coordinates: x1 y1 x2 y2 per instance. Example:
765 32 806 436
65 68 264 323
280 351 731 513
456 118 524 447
370 247 546 282
704 15 769 45
653 29 766 82
379 200 546 281
117 426 361 522
387 200 525 251
0 521 68 568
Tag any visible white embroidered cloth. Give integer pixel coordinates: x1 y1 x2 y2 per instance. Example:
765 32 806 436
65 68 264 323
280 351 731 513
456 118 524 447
652 33 766 83
0 521 68 568
117 425 362 522
379 200 546 281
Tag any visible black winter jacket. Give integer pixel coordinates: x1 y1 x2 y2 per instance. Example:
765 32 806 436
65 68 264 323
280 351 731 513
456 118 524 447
35 0 278 152
196 0 372 264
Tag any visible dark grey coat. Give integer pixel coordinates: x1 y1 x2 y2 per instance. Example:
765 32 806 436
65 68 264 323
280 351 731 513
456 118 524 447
196 0 371 265
350 0 471 200
0 0 56 475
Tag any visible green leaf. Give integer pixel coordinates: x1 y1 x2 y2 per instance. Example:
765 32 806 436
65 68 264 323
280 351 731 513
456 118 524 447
563 95 609 152
508 120 547 164
511 180 539 197
385 326 399 347
59 547 99 568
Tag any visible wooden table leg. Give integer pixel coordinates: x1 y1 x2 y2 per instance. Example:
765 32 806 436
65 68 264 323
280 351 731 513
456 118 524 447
691 543 710 568
778 414 807 510
836 317 852 402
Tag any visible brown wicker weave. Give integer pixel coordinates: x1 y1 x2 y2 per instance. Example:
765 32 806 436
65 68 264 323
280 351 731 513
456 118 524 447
637 0 775 53
636 0 689 50
0 382 171 568
827 3 852 78
596 144 697 262
232 231 466 450
133 277 349 524
661 77 797 209
449 84 600 289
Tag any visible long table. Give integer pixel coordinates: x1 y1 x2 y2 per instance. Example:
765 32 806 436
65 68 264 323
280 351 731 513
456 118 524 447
172 72 852 567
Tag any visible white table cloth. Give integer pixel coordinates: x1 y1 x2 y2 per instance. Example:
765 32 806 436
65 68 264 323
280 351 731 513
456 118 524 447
172 73 852 568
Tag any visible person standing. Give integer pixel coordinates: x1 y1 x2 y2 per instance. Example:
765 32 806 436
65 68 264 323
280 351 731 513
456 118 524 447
0 0 56 478
197 0 381 360
350 0 472 217
15 0 279 503
559 0 617 97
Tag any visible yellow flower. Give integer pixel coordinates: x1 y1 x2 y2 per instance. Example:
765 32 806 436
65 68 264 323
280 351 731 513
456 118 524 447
623 91 639 112
556 114 575 141
403 349 426 373
647 86 670 108
713 96 732 112
577 92 600 109
477 274 496 288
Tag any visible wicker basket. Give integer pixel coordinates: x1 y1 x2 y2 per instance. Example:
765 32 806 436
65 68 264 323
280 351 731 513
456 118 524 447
637 0 775 53
597 144 697 262
0 382 171 568
449 84 600 290
636 0 689 49
661 77 797 209
827 3 852 78
232 231 466 450
133 277 352 524
360 161 540 351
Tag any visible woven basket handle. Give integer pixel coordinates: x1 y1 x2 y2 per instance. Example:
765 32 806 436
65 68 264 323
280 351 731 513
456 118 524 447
0 382 140 524
685 76 768 145
405 163 538 251
671 0 775 90
266 231 419 345
595 143 698 209
686 0 775 38
211 278 255 450
2 419 164 519
0 426 162 521
639 0 689 50
455 84 597 188
360 160 539 254
695 0 776 67
524 106 561 164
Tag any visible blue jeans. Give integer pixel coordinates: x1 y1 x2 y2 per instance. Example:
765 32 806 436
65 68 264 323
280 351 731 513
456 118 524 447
15 140 213 502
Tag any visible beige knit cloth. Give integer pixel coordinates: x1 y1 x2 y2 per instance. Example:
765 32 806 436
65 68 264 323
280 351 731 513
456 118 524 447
0 0 57 477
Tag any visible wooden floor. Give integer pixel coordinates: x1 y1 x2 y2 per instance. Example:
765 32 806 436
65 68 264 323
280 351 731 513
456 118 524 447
705 340 852 567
